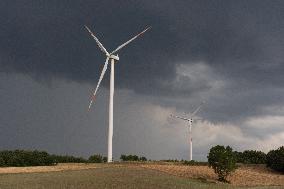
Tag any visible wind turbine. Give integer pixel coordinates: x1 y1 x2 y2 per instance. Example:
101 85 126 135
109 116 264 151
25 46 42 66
170 102 205 161
85 25 151 162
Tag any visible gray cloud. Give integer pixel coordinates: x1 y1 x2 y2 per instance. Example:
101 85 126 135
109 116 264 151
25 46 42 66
1 1 284 159
1 1 284 89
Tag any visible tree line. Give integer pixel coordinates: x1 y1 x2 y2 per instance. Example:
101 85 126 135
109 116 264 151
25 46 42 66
0 150 149 166
120 154 147 161
0 150 109 167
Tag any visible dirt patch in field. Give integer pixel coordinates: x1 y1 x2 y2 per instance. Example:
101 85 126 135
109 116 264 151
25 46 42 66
140 164 284 187
0 163 103 174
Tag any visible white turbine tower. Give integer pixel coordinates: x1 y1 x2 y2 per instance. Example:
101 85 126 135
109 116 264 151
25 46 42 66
171 102 205 161
85 25 150 163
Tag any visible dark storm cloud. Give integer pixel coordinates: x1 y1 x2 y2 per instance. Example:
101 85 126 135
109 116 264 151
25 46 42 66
0 0 178 85
2 1 284 161
1 0 283 87
1 0 284 123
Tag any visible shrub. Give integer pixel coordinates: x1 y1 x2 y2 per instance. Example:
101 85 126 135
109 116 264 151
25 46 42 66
0 150 55 167
0 150 92 167
266 146 284 173
161 159 180 162
88 154 106 163
234 150 266 164
139 156 147 161
183 160 208 166
120 154 147 161
0 157 4 166
208 145 237 182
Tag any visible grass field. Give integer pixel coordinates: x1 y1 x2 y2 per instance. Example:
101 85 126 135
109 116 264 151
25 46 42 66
0 163 283 189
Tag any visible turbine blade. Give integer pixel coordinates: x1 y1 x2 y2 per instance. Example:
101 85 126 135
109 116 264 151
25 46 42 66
110 26 151 55
190 101 205 117
171 114 189 121
85 25 109 55
89 57 109 109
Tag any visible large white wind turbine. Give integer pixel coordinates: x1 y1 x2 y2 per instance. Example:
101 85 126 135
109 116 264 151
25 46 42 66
85 25 150 162
170 102 205 161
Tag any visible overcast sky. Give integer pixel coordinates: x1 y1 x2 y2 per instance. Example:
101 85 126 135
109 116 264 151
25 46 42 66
0 0 284 161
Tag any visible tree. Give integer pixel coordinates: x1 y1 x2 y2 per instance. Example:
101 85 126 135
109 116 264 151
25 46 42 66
266 146 284 173
208 145 237 182
88 154 106 163
120 154 127 161
139 156 147 161
0 157 5 167
120 154 147 161
234 150 266 164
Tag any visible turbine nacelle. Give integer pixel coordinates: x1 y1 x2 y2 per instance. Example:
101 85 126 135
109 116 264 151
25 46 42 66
108 54 119 61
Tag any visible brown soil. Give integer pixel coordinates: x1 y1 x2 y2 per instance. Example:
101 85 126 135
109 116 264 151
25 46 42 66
0 163 102 174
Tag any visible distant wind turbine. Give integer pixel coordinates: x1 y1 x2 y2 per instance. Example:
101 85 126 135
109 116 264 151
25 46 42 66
170 102 205 161
85 25 151 162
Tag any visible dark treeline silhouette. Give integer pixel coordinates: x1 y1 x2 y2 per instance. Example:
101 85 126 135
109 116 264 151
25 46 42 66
0 150 107 167
88 154 107 163
0 150 55 167
120 154 147 161
233 150 267 164
266 146 284 173
161 159 208 166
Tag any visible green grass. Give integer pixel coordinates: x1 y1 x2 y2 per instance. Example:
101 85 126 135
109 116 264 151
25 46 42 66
0 165 282 189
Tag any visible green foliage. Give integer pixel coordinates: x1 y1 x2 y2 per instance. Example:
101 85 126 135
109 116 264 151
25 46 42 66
139 156 147 161
88 154 107 163
0 150 90 167
266 146 284 173
183 160 208 166
0 157 5 166
160 159 207 166
207 145 237 182
0 150 55 167
120 154 147 161
234 150 266 164
161 159 180 162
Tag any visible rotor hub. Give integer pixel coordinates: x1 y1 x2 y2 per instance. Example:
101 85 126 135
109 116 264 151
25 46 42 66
109 54 119 61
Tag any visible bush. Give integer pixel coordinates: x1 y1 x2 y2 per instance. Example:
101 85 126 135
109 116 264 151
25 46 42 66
234 150 266 164
208 145 237 182
139 156 147 161
0 157 5 167
0 150 56 167
0 150 91 167
120 154 147 162
183 160 208 166
266 146 284 173
161 159 180 162
88 154 107 163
